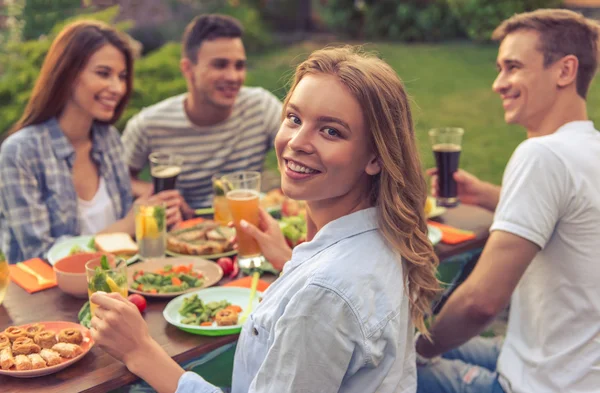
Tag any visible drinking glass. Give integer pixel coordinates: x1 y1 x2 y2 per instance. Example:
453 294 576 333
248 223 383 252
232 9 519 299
149 152 184 193
135 201 167 259
0 254 9 306
212 174 233 226
429 127 464 207
86 255 128 316
222 171 263 269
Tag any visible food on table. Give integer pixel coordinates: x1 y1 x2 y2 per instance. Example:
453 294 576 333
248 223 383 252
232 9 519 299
58 328 83 345
127 294 147 313
216 257 234 276
34 331 57 349
425 197 435 217
0 333 9 350
131 264 204 294
260 188 286 210
28 353 46 369
281 198 306 218
178 294 241 327
4 326 27 342
167 221 235 256
279 215 307 248
1 323 88 371
94 232 138 256
12 336 40 355
39 348 61 366
215 309 239 326
15 354 32 370
52 342 83 358
25 323 45 338
1 347 14 370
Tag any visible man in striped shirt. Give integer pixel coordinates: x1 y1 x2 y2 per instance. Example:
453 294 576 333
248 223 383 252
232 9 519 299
122 14 282 216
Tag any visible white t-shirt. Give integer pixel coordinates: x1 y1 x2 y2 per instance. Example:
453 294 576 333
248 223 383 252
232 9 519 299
77 177 117 235
492 121 600 393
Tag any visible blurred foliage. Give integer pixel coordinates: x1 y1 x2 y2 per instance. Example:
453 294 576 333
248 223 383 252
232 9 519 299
129 0 274 56
315 0 365 38
317 0 563 42
447 0 564 41
364 0 464 42
20 0 81 40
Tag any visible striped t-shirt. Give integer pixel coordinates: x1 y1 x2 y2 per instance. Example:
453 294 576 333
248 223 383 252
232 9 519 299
121 87 282 209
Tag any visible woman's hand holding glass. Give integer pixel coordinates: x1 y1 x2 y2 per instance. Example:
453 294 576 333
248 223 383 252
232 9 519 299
236 207 292 271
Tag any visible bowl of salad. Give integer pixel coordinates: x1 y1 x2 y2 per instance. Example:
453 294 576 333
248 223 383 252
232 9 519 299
127 257 223 299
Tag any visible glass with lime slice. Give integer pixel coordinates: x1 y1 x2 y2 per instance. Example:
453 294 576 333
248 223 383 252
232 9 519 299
85 254 128 316
135 202 167 259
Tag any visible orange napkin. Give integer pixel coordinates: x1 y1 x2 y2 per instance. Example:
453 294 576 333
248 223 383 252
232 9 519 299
224 276 271 292
8 258 57 293
428 221 476 245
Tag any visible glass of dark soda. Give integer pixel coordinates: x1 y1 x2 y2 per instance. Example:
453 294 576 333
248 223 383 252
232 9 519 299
429 128 464 207
149 152 184 193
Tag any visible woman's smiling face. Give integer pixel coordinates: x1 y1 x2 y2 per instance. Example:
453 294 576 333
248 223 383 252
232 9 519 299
275 73 380 204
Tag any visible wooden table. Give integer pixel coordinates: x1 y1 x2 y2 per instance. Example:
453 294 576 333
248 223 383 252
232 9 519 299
0 203 493 393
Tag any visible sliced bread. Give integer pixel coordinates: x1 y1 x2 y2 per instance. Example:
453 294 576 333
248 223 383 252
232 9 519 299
94 233 138 256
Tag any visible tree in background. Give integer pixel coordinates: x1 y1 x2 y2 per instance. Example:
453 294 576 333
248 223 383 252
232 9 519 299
21 0 81 40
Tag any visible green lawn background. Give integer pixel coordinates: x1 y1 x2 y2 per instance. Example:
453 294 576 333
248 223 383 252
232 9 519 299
246 41 600 185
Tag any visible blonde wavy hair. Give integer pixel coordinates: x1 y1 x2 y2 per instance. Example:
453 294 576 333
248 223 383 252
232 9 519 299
284 46 440 334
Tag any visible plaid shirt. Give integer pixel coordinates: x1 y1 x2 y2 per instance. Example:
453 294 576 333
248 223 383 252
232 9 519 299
0 118 133 264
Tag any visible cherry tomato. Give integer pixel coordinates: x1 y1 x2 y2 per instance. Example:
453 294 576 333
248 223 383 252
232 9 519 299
217 257 234 276
127 294 147 313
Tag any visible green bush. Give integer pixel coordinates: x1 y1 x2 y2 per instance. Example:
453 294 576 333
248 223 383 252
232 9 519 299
315 0 365 38
316 0 464 41
447 0 563 42
364 0 464 42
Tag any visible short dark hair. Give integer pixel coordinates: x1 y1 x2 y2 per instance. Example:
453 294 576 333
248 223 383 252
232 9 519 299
182 14 243 63
493 9 600 99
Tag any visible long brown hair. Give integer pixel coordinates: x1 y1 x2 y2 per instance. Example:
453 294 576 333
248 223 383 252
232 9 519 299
9 20 134 134
285 46 440 334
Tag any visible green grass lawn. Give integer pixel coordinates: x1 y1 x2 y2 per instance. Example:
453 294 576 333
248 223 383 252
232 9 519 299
248 41 600 185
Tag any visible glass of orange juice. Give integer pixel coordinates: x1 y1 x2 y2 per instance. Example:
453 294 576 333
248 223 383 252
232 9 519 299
212 174 233 226
86 255 128 316
222 171 264 269
0 251 9 306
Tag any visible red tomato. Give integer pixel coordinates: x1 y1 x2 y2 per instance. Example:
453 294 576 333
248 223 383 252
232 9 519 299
217 257 234 276
127 294 147 313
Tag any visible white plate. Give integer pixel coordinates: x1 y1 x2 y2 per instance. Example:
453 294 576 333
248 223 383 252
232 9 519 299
47 236 139 266
163 287 262 336
427 225 442 246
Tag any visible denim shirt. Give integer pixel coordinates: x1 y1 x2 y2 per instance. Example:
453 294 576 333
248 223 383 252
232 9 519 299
0 118 132 264
176 207 417 393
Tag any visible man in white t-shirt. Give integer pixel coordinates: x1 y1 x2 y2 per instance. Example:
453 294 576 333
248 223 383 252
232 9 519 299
416 9 600 393
122 14 282 215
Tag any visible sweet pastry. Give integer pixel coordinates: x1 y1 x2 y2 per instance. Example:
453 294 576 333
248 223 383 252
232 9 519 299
0 347 15 370
25 324 45 339
51 343 83 358
0 333 10 350
4 326 27 342
12 336 41 355
39 348 62 366
58 328 83 345
27 353 46 369
14 354 32 371
34 330 57 349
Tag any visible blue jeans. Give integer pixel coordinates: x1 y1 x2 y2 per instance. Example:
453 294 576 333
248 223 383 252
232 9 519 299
417 336 506 393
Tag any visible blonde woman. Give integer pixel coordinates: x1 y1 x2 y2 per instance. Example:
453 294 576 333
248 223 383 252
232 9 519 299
89 46 439 393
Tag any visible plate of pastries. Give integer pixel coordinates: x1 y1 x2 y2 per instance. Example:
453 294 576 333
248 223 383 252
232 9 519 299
0 321 93 378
